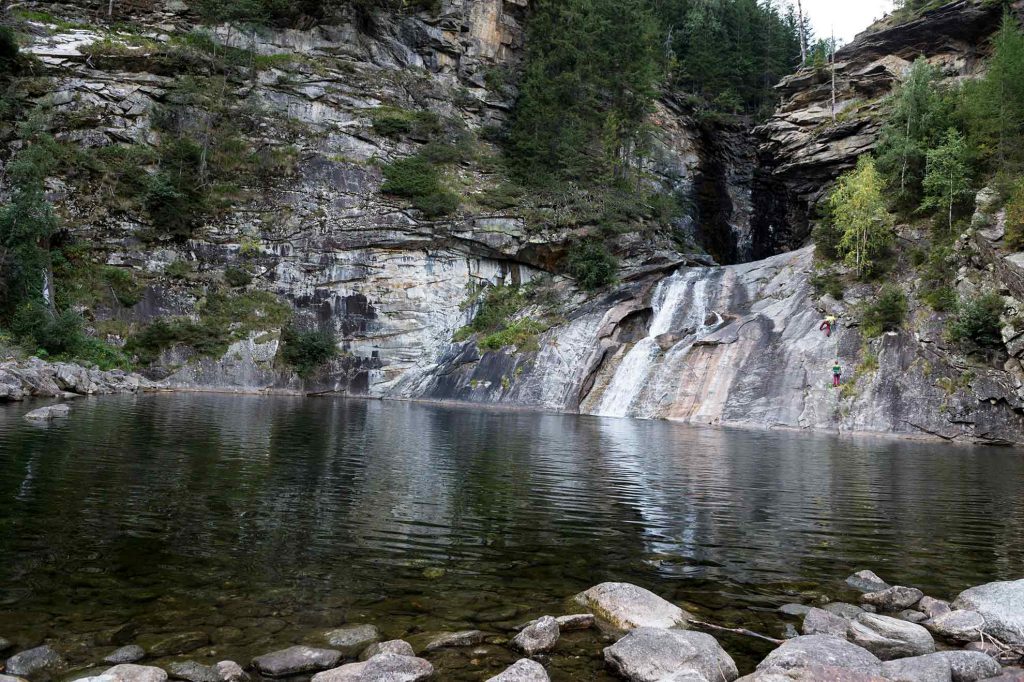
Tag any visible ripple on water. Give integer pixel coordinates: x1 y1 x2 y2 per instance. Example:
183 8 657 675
0 393 1023 678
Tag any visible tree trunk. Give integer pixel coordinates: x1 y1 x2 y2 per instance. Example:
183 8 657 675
797 0 807 64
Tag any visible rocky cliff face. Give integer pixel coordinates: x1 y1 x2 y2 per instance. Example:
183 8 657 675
10 0 1024 444
753 0 1024 255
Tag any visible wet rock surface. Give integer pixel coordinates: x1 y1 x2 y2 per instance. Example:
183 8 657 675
846 613 935 660
103 646 145 665
925 610 987 643
801 608 850 637
953 580 1024 646
310 653 433 682
756 635 881 674
511 616 559 656
604 627 739 682
484 659 550 682
862 587 924 612
4 646 65 678
251 646 342 677
323 625 380 658
358 640 414 661
575 582 691 630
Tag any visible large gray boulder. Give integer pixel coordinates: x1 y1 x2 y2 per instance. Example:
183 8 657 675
847 613 934 660
358 640 414 661
5 645 65 678
252 646 343 677
861 587 923 612
846 571 890 594
102 665 169 682
575 583 690 630
603 628 738 682
485 659 550 682
953 579 1024 645
802 608 850 637
879 654 952 682
324 625 381 657
310 653 433 682
924 610 986 643
512 616 559 655
936 651 1002 682
737 665 886 681
756 635 881 674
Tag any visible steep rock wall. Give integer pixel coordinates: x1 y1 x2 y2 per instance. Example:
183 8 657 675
753 0 1024 254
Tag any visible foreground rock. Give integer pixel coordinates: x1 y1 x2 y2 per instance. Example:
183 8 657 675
847 613 935 660
756 635 881 674
802 608 850 637
213 662 247 682
952 579 1024 645
310 653 433 682
0 675 29 682
879 654 953 682
103 646 145 665
96 665 168 682
938 651 1002 682
359 640 414 661
5 645 65 678
252 646 343 677
603 627 738 682
862 587 924 612
512 616 559 656
485 659 550 682
24 404 70 421
924 610 986 643
847 571 891 594
576 583 691 630
324 625 380 657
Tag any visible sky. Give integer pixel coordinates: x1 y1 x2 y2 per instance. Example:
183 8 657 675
799 0 895 45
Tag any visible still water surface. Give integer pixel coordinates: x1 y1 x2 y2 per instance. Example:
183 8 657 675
1 394 1022 678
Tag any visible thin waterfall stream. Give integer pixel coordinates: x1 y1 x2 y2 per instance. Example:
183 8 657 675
593 267 723 419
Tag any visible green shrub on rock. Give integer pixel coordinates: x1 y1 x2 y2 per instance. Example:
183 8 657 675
948 293 1005 353
567 240 617 290
224 266 253 288
280 325 338 377
381 156 458 219
861 286 907 337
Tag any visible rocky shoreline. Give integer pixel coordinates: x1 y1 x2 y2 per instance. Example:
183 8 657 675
0 359 153 404
1 572 1022 682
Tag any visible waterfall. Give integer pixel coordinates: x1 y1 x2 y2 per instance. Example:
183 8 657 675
593 268 719 419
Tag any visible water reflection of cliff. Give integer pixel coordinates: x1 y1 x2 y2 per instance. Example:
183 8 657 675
1 394 1023 629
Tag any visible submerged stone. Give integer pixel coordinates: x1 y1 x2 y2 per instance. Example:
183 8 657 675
5 645 65 678
103 646 145 665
